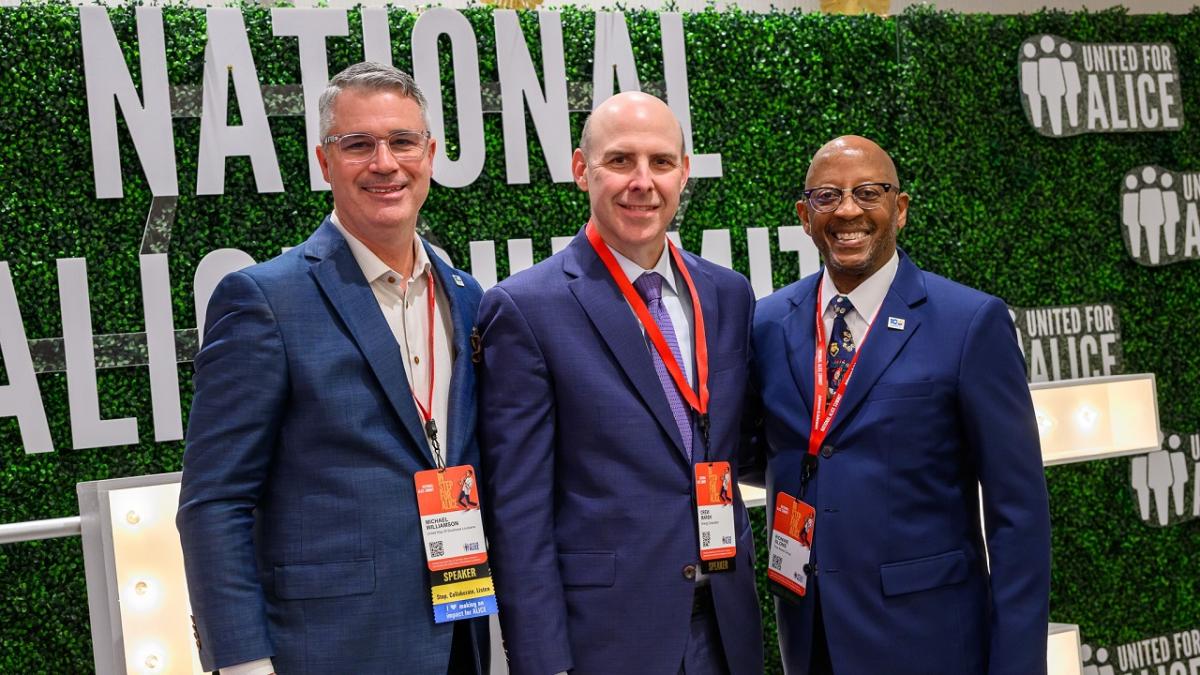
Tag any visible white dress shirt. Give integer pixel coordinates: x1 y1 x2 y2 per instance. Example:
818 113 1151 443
819 250 900 349
224 215 456 675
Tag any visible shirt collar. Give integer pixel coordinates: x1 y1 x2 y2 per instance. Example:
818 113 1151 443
820 249 899 323
607 239 678 295
331 210 431 285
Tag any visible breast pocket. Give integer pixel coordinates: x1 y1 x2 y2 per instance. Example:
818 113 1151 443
866 381 934 401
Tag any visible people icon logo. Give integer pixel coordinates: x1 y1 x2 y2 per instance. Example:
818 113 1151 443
1121 166 1200 267
1130 431 1200 528
1019 35 1182 137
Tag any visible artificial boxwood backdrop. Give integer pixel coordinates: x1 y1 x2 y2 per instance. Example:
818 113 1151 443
1 2 1199 672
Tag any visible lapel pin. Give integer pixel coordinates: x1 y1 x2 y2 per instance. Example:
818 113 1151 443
887 316 906 331
452 274 465 287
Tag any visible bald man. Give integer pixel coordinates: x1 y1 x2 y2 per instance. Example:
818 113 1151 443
747 136 1050 674
477 92 763 675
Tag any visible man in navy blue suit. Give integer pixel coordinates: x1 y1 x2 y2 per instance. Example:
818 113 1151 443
748 135 1051 674
477 92 762 675
177 63 488 675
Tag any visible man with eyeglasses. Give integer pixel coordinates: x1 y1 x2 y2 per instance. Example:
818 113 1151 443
178 62 489 675
745 135 1050 674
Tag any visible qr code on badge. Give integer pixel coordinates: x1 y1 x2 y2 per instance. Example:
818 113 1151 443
701 531 712 548
464 541 480 552
722 535 732 545
771 554 783 570
430 541 445 558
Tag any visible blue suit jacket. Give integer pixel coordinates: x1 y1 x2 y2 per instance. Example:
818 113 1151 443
177 219 488 674
476 233 764 675
749 251 1051 675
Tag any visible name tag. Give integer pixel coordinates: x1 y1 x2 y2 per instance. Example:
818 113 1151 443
767 491 816 601
414 465 499 623
695 462 736 573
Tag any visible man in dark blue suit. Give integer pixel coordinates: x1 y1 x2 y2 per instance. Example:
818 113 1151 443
476 92 762 675
748 136 1051 674
177 63 488 675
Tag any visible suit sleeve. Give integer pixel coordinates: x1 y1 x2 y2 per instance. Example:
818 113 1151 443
176 270 287 671
957 296 1051 675
476 286 573 675
738 278 767 487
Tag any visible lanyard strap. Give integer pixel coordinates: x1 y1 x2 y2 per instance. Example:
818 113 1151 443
585 222 710 420
409 269 444 469
807 284 874 463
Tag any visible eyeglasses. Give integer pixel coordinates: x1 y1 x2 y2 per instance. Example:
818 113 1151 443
802 183 895 213
322 130 432 163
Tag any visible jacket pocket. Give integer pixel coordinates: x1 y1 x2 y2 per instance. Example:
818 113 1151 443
558 551 616 588
879 549 967 597
274 558 375 600
866 381 933 401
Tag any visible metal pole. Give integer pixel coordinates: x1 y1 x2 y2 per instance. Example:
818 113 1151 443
0 516 82 545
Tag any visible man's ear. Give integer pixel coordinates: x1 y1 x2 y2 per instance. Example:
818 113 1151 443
797 200 811 235
572 148 588 192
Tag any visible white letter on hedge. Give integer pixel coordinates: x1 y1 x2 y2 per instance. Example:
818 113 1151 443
81 6 177 199
413 9 485 188
58 258 139 450
272 8 349 192
197 8 284 196
140 253 182 442
0 263 53 454
495 11 571 184
592 12 641 110
193 249 257 347
361 8 392 66
661 13 722 178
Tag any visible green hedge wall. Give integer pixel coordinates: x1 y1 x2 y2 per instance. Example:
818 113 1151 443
1 3 1198 672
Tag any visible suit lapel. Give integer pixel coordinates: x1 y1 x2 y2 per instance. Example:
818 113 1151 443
783 276 820 416
564 235 690 458
826 252 926 439
306 220 435 467
427 243 476 469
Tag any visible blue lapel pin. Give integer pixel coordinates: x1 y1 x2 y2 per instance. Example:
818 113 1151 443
887 316 905 331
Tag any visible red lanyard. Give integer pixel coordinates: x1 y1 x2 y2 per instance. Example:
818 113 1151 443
585 222 709 419
408 268 443 468
808 284 873 459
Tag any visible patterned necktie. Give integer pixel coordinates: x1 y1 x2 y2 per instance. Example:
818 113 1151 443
633 272 693 457
826 295 857 401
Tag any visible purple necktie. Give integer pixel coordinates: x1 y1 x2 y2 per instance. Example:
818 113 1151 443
633 272 693 457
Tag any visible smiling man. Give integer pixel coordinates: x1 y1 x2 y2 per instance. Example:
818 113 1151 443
747 135 1051 674
476 91 762 675
177 63 489 675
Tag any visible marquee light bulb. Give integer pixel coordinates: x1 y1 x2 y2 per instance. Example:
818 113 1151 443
133 641 168 675
1035 410 1055 436
1074 404 1100 431
125 510 141 526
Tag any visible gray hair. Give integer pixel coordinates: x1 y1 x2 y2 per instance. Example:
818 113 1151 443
318 62 430 139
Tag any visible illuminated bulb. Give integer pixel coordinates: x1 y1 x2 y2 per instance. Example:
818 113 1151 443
125 577 162 612
133 642 168 675
1035 411 1055 436
1075 404 1099 430
125 510 141 526
144 654 160 671
134 581 149 596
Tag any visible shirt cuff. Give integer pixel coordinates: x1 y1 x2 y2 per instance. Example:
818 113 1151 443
221 658 275 675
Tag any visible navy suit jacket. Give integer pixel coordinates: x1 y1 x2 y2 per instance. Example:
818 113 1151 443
749 251 1051 675
476 233 764 675
177 219 488 674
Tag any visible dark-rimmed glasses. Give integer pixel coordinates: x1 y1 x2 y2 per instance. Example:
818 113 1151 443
322 130 431 163
802 183 895 213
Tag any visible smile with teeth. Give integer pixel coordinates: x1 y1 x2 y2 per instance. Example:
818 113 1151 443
620 204 659 211
363 185 407 194
833 231 869 242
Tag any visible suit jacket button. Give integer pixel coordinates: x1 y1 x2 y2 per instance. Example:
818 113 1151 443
682 564 697 580
821 445 835 458
803 563 815 576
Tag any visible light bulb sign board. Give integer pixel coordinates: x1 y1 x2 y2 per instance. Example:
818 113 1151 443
1018 35 1183 137
78 473 205 675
